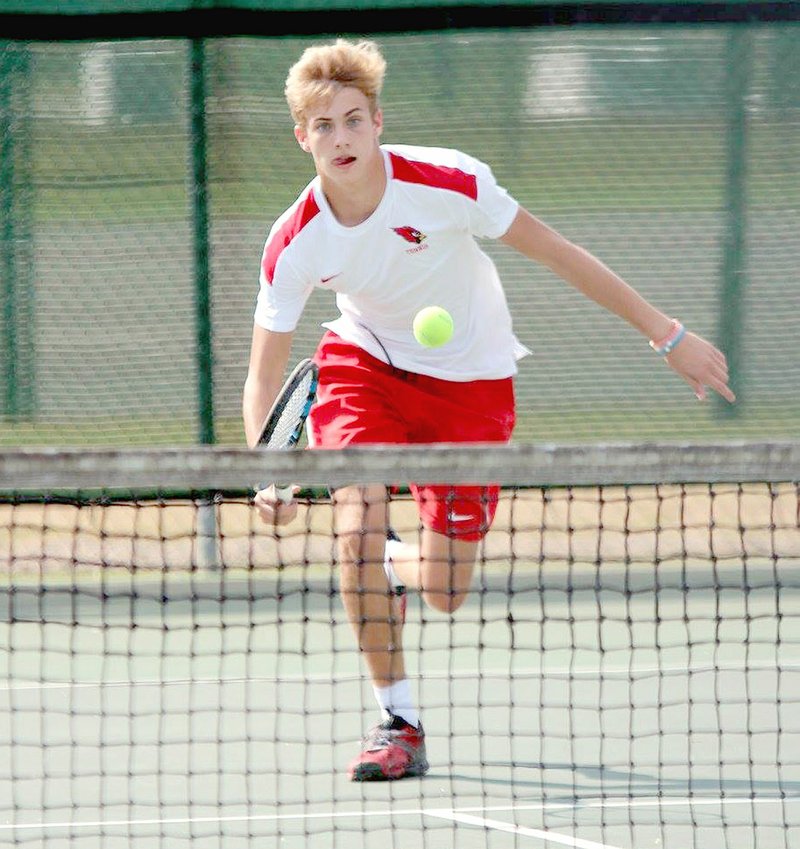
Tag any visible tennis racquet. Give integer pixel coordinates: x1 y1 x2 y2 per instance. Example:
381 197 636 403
256 358 319 503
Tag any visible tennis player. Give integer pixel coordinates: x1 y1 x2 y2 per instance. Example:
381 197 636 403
242 39 735 782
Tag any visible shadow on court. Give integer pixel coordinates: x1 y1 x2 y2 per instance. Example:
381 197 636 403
439 761 800 798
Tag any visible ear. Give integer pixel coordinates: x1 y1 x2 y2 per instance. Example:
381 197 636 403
294 124 311 153
372 108 384 139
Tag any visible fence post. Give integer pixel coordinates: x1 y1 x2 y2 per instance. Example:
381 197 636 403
190 37 215 444
1 45 20 421
717 27 751 418
1 43 34 424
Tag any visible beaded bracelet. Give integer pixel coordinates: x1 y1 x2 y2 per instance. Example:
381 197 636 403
649 319 686 356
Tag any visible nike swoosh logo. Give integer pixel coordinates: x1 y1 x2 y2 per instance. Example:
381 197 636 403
448 512 475 523
320 272 342 284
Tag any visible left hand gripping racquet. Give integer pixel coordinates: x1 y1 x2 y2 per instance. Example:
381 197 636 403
256 358 319 503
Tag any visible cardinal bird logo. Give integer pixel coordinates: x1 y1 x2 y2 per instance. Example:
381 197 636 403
392 226 427 244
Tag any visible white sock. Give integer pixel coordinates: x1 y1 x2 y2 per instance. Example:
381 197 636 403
383 538 404 590
373 679 419 728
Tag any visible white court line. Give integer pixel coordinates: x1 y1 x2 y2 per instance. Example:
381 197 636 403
2 795 798 833
426 810 623 848
3 657 799 691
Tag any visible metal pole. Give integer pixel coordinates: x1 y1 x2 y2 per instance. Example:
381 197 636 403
190 37 215 445
717 26 751 418
189 38 218 569
1 44 18 420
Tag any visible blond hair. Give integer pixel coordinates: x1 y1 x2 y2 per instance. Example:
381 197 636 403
285 39 386 127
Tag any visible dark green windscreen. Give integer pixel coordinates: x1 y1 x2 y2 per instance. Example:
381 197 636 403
1 26 798 445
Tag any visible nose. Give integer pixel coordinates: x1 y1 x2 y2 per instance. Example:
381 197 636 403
333 122 348 148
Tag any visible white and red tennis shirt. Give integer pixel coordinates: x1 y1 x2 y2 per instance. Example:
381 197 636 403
255 144 530 381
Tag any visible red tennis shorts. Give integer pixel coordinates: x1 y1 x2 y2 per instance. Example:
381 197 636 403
307 332 515 541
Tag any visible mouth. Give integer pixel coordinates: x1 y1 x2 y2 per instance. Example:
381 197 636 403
333 156 356 167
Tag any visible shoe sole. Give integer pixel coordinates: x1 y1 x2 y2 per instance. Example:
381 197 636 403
349 759 430 782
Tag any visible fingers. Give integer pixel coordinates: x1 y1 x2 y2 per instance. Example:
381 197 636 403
667 333 736 404
689 376 736 404
689 378 706 402
254 484 299 526
711 383 736 404
699 356 736 403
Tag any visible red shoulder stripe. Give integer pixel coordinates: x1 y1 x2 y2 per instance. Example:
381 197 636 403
389 152 478 200
262 190 320 285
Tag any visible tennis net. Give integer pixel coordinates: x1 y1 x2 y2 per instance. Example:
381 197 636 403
1 442 799 848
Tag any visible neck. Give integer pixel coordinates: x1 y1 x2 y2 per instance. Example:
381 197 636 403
322 147 387 227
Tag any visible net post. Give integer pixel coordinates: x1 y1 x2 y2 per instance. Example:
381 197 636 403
189 38 220 568
195 491 220 572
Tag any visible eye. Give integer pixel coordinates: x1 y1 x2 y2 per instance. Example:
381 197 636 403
315 121 332 133
347 116 362 127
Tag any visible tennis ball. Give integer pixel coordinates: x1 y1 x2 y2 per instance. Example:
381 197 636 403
413 306 454 348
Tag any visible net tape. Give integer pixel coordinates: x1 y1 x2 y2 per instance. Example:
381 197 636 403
3 441 800 492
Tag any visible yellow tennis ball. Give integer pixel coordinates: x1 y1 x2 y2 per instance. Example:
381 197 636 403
413 306 454 348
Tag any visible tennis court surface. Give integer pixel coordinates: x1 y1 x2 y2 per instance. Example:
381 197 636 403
1 443 799 848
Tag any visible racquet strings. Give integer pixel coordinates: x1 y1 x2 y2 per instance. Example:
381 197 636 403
263 367 317 450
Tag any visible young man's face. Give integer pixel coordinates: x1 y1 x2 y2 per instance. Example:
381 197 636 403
294 87 383 184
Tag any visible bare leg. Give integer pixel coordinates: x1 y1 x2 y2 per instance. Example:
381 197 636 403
340 498 469 781
388 529 479 614
334 484 404 688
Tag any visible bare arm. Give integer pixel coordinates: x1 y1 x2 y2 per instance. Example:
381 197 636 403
500 207 735 403
242 324 294 448
242 325 299 524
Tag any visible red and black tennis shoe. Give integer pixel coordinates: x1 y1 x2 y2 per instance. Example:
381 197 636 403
348 714 429 781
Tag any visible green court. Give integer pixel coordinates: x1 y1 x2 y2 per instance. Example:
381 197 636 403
3 545 799 848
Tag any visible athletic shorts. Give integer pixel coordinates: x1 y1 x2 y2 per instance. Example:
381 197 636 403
307 331 515 541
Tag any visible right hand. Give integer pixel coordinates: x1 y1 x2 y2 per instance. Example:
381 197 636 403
254 483 299 526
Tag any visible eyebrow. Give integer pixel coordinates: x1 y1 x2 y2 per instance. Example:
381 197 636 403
313 107 364 123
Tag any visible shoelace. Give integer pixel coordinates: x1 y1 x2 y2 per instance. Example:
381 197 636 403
364 727 395 751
